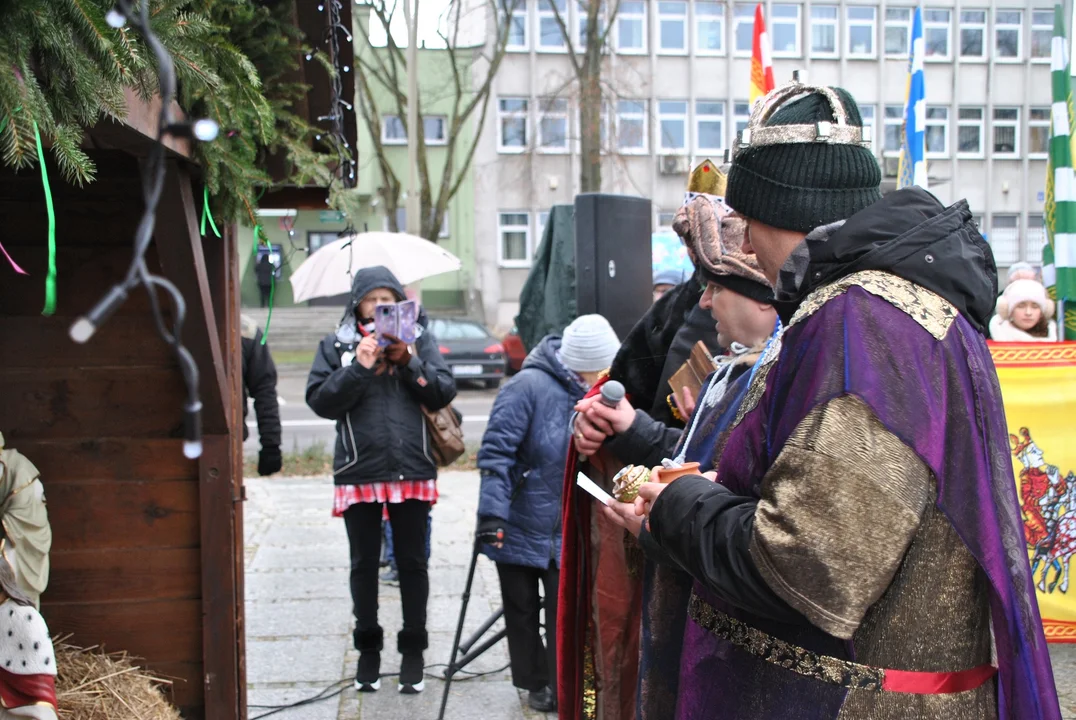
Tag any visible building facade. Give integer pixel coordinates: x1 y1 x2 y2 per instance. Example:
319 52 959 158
470 0 1053 331
239 44 477 312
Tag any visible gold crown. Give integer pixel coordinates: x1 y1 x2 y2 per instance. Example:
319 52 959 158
687 159 726 196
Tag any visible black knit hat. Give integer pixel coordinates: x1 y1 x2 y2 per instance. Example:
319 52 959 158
727 85 882 233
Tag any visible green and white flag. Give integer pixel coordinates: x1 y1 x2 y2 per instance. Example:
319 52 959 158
1046 4 1076 339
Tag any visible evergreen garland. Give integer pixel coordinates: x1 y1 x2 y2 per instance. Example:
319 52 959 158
0 0 334 224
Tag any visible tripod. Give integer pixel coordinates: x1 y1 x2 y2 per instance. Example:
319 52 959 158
437 542 508 720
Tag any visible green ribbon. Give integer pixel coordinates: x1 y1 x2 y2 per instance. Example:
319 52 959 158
32 122 57 316
201 186 220 237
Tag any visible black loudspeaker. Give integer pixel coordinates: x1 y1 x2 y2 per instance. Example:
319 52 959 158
574 193 653 342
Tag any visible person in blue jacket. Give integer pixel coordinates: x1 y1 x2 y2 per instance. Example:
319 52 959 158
475 314 620 713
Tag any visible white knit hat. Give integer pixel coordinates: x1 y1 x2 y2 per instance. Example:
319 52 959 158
997 278 1055 321
560 314 621 373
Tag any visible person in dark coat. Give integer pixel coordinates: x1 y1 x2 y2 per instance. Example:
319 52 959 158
306 266 456 695
255 253 275 308
476 314 620 713
241 315 282 476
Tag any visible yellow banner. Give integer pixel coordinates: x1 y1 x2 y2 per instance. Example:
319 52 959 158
990 341 1076 643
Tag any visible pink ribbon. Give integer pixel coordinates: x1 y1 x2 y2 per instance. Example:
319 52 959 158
0 240 28 275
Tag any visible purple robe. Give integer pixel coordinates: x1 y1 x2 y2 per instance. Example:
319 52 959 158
676 279 1060 720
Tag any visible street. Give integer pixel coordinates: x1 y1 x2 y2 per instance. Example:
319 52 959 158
244 366 498 455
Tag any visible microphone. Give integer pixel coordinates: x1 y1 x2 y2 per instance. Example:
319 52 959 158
600 380 625 409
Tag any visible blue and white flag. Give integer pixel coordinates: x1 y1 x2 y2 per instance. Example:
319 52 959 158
898 7 927 190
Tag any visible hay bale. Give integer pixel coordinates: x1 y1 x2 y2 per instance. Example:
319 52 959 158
54 640 181 720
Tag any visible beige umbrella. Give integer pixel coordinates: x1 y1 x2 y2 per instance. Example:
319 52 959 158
289 231 462 303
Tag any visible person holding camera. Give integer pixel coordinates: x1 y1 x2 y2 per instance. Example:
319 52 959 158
306 266 456 695
475 315 620 713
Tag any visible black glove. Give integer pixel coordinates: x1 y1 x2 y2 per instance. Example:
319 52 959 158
258 446 282 476
476 516 506 546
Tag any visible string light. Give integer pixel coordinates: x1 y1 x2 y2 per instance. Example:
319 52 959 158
72 0 214 460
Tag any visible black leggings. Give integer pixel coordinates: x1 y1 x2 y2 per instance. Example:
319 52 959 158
344 500 430 638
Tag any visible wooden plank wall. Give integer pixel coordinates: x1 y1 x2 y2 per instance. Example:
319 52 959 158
0 151 236 718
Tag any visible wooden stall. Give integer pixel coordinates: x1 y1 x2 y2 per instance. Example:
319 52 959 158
0 100 245 719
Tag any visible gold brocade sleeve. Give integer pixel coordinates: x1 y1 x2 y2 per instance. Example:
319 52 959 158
748 395 931 640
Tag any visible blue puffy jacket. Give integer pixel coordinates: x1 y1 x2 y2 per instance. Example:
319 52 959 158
477 336 585 569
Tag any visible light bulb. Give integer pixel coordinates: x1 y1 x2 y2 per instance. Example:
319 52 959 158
306 53 313 61
69 318 96 343
193 119 220 142
183 440 203 459
106 9 125 28
318 4 324 10
316 134 322 140
343 65 350 73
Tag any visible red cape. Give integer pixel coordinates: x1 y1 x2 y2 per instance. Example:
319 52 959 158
557 378 642 720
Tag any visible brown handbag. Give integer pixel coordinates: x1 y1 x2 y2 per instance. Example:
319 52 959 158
422 404 466 467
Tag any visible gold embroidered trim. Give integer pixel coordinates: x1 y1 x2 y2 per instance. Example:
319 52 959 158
583 631 597 720
687 592 885 690
789 270 958 340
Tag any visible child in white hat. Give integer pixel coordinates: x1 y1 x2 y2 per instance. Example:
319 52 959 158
989 278 1057 341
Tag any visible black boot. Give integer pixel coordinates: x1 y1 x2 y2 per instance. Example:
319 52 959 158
528 686 557 713
397 629 428 694
354 628 383 692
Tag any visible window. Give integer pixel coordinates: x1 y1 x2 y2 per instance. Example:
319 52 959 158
658 101 688 152
770 4 801 57
734 3 755 55
995 10 1022 60
506 0 528 50
925 107 949 157
957 107 984 157
382 115 407 144
993 108 1020 156
538 0 567 50
959 10 986 59
616 0 646 53
577 0 606 48
658 2 688 54
1032 10 1054 60
498 97 529 152
538 97 569 151
846 6 876 58
884 8 911 56
883 105 903 156
424 116 447 145
1029 107 1051 157
695 100 726 153
616 100 647 152
1027 214 1047 263
810 6 838 58
537 211 550 242
308 231 338 255
989 215 1021 265
923 9 951 60
696 2 725 55
733 101 751 144
499 212 531 266
657 211 677 230
857 104 877 153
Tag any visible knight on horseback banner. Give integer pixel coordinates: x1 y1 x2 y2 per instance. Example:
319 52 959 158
991 341 1076 642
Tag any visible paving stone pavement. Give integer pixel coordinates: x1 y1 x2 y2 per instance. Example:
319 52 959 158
244 473 1076 720
245 472 553 720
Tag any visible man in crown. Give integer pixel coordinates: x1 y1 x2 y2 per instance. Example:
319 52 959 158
633 83 1060 719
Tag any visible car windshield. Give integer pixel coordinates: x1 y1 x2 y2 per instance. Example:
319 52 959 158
430 319 490 341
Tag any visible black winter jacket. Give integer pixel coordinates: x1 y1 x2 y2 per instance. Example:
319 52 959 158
241 316 281 448
305 267 457 485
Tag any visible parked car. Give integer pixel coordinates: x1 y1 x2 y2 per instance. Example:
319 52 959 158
428 317 507 389
502 326 527 375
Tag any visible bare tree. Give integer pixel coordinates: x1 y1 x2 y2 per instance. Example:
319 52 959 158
354 0 516 240
546 0 623 192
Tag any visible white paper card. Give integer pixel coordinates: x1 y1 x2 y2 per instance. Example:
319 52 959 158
576 473 614 506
